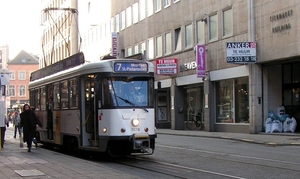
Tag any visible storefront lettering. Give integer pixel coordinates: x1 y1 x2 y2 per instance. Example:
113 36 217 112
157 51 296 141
180 61 197 72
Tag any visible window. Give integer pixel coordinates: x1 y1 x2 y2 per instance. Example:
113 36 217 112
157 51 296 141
174 27 182 51
156 35 162 57
41 87 46 110
223 8 233 37
165 32 171 55
19 71 26 80
127 47 132 56
185 24 193 48
60 81 68 109
163 0 170 8
126 6 132 28
115 14 120 32
216 78 249 123
140 41 146 55
140 0 146 20
134 44 139 54
147 0 154 17
133 2 139 24
209 14 218 41
120 11 125 30
53 83 60 109
196 20 205 44
155 0 162 12
19 85 26 97
8 85 15 96
147 38 154 60
69 79 78 108
9 71 15 80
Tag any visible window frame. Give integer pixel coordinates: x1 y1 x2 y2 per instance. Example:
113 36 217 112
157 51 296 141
222 8 233 37
184 23 193 49
208 13 218 41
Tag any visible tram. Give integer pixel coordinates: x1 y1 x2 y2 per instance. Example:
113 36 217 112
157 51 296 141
29 52 156 156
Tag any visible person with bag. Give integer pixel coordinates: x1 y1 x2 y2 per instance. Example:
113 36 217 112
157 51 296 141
20 104 39 152
13 111 21 138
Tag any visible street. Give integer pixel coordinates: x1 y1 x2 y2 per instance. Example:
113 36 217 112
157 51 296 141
104 134 300 179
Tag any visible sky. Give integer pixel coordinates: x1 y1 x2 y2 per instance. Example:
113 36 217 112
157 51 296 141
0 0 41 59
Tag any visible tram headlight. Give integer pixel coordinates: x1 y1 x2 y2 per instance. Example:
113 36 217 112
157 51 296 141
102 128 107 133
132 118 140 127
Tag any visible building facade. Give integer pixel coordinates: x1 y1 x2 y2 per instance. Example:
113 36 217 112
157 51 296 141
7 50 39 109
39 0 80 68
107 0 300 133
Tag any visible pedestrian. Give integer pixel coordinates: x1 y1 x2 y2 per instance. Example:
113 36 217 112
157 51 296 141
13 111 21 138
1 114 9 148
20 104 39 152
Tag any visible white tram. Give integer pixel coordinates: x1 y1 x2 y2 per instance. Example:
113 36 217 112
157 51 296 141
29 53 157 156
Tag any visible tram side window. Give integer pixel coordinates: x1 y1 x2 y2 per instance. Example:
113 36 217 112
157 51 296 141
61 81 69 109
29 90 35 107
41 87 46 110
69 78 78 108
53 83 60 109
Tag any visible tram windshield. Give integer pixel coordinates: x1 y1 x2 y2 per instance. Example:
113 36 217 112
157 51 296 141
103 77 154 108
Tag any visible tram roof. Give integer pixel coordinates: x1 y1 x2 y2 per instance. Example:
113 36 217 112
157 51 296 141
29 59 154 88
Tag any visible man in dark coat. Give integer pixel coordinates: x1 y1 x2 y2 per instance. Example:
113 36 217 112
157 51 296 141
20 104 38 152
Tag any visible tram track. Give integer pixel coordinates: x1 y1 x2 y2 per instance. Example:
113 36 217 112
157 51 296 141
157 144 300 174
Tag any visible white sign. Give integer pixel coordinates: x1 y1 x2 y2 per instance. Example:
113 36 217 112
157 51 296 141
226 42 256 63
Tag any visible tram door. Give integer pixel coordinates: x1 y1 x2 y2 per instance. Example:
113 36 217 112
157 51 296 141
82 79 98 147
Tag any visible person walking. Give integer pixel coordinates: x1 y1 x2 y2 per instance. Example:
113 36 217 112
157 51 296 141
1 114 9 148
13 111 21 138
20 104 38 152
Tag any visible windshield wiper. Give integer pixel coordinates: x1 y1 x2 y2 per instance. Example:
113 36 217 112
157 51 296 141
116 95 149 112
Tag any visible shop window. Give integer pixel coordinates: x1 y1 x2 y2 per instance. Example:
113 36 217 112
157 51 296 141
216 78 249 123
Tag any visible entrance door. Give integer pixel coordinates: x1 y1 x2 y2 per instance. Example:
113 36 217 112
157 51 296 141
81 78 98 147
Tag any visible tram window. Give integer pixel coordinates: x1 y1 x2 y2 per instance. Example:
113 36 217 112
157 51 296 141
69 79 78 108
53 83 60 109
41 87 46 110
61 81 69 109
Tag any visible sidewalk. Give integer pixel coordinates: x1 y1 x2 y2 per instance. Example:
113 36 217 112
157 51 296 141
156 129 300 146
0 125 138 179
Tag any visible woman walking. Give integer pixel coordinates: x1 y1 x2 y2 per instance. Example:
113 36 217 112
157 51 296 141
20 104 38 152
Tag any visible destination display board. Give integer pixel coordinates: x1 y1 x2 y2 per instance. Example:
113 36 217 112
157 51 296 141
30 52 85 81
114 62 148 72
226 42 256 63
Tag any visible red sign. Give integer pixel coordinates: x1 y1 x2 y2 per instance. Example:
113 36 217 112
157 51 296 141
156 58 178 75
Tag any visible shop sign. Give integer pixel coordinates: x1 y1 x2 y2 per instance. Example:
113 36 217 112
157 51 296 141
156 58 178 75
196 45 206 78
111 32 118 57
226 42 256 63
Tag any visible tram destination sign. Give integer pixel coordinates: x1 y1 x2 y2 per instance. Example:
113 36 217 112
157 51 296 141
114 62 148 72
226 42 256 63
30 52 85 81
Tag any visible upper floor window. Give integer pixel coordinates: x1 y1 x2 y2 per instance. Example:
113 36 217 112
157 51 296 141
147 0 154 17
156 35 162 57
140 0 146 20
134 44 139 55
115 14 120 32
19 71 26 80
8 85 15 96
127 47 132 56
0 50 2 63
148 38 154 60
10 71 15 80
223 8 233 37
154 0 162 12
165 32 171 55
126 6 132 28
19 85 26 97
196 20 205 44
163 0 170 8
185 24 193 48
209 13 218 41
133 2 139 24
120 11 125 30
174 27 182 51
140 41 146 56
